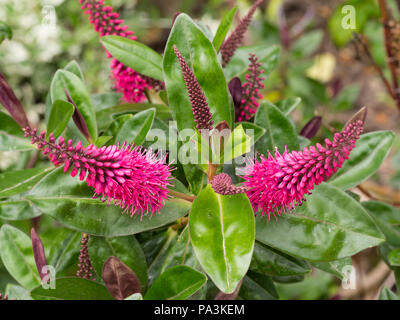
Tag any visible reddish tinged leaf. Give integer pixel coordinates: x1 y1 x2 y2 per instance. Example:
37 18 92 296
64 89 91 141
30 228 47 280
0 72 30 128
214 279 242 300
344 106 367 128
300 116 322 139
102 256 141 300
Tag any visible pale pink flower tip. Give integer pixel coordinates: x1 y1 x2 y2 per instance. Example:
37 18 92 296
243 120 364 219
212 173 249 195
23 127 173 217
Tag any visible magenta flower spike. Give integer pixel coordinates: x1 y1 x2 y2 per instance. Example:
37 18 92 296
236 53 265 122
243 119 364 219
23 127 172 217
212 173 248 195
174 45 214 130
79 0 161 102
219 0 264 67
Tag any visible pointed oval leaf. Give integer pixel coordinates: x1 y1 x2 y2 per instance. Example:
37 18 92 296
212 6 238 51
102 36 164 81
379 287 399 300
0 199 41 221
330 131 395 190
189 185 255 293
30 277 113 300
163 13 232 131
114 108 155 146
144 265 206 300
102 256 141 300
0 225 41 289
50 70 97 140
256 183 384 261
255 101 299 156
46 100 74 139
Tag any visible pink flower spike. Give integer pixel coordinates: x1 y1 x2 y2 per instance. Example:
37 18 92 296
173 45 214 130
243 119 364 219
220 0 264 67
23 127 173 217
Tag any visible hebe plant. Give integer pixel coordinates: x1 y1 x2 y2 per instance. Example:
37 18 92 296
0 0 398 300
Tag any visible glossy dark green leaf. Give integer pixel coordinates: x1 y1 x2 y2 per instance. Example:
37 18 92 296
379 287 399 300
144 265 207 300
46 100 74 139
114 108 155 146
238 271 278 300
0 111 23 136
254 101 299 156
50 69 97 140
224 45 280 81
250 241 311 276
362 201 400 247
0 199 41 221
0 131 35 151
30 277 113 300
163 13 231 132
212 6 237 51
256 183 384 261
89 235 148 291
189 185 255 293
102 35 164 81
330 131 395 190
0 167 53 198
0 224 41 289
26 168 190 236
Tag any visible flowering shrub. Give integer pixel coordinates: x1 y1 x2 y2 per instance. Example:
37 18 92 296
0 0 399 301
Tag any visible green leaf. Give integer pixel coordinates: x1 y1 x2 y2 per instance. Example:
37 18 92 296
291 30 323 58
96 103 170 129
379 287 399 300
5 284 32 300
311 257 353 280
163 13 232 132
46 100 74 139
0 225 41 289
144 265 207 300
94 135 112 147
88 235 148 291
212 6 238 51
256 183 384 261
0 199 41 221
125 293 143 300
102 35 164 81
236 122 266 145
238 271 278 300
0 167 53 198
50 70 97 140
250 241 311 276
389 248 400 267
114 108 155 146
64 60 84 80
362 201 400 247
0 131 35 151
330 131 395 190
0 21 12 43
224 45 280 81
30 277 113 300
26 168 191 237
161 226 200 272
275 97 301 115
254 101 299 156
189 185 255 293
